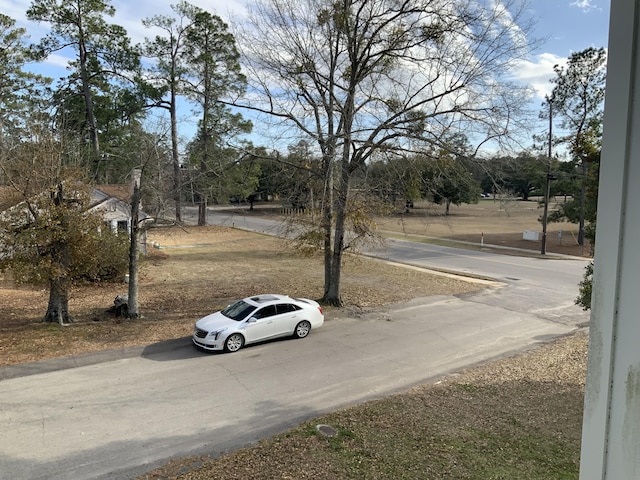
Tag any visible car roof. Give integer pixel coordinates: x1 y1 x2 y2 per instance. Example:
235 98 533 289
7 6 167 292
244 294 292 306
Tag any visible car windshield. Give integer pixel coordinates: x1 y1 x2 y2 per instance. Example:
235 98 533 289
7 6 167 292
220 300 256 321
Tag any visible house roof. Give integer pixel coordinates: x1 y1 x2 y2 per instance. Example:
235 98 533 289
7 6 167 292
92 185 132 204
89 184 149 222
0 186 21 212
1 183 146 220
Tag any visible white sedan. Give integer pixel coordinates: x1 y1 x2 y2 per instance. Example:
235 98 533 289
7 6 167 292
192 294 324 352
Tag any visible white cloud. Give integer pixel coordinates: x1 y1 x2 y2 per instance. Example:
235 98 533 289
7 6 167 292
2 0 245 46
512 52 567 100
111 0 246 44
570 0 599 13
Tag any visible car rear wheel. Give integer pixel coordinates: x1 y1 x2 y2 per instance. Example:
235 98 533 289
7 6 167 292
293 320 311 339
225 333 244 352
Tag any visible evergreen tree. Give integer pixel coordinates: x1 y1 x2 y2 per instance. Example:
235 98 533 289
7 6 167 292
27 0 142 175
183 6 251 224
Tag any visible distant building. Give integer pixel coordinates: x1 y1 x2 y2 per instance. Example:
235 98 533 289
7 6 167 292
88 183 150 255
0 182 150 255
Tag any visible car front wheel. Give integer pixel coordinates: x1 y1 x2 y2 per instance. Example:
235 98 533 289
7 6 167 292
225 333 245 352
293 320 311 339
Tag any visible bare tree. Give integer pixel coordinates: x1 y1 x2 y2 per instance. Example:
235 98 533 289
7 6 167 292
121 128 174 319
234 0 536 305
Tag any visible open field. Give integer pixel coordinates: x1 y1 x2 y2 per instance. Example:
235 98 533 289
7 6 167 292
0 201 590 479
0 199 591 366
225 197 591 258
376 198 592 258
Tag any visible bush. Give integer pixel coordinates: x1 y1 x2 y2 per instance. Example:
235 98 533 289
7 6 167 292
76 226 130 283
576 261 593 311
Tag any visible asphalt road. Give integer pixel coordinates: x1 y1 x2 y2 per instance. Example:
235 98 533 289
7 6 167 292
0 209 590 480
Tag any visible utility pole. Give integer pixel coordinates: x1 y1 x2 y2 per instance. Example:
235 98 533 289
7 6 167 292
127 168 142 319
541 96 553 255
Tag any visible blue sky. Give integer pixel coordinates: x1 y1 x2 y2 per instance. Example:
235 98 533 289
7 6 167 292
516 0 610 98
3 0 610 150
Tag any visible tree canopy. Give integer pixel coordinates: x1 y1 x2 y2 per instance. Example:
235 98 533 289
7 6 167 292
27 0 142 169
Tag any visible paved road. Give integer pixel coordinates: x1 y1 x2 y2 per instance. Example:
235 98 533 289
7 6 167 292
367 238 589 326
204 207 589 326
0 208 590 480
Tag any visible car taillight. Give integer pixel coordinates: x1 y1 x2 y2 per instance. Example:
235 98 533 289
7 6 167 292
317 306 323 315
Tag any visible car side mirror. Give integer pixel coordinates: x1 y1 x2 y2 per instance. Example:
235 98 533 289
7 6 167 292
247 317 257 323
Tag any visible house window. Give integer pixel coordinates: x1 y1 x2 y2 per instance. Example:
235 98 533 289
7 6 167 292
117 220 129 233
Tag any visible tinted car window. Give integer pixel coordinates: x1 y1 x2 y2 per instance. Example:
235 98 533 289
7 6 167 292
253 305 277 319
276 303 300 314
221 300 256 321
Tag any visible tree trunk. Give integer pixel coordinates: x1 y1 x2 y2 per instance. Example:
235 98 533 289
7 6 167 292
321 151 334 302
324 85 354 306
325 247 343 306
78 34 100 164
43 185 73 325
322 209 333 301
171 89 182 222
43 278 71 325
198 90 210 227
198 197 207 226
324 149 350 307
324 166 349 307
578 161 588 246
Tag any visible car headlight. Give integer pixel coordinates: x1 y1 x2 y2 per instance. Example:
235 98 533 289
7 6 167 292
211 328 227 340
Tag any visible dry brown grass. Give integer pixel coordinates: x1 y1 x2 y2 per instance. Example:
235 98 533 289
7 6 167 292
0 225 481 367
0 199 591 365
377 198 591 257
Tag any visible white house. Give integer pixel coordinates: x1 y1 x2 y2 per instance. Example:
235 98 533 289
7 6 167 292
88 184 150 254
0 182 150 254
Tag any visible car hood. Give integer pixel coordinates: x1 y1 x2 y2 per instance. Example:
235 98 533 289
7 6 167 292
195 311 239 331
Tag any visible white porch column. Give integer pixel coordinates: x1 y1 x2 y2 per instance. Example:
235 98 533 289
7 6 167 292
579 1 640 478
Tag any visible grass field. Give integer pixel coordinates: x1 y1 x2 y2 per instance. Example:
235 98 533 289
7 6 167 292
376 198 591 257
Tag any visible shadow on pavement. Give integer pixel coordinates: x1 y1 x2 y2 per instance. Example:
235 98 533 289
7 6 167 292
141 337 210 361
0 337 208 381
